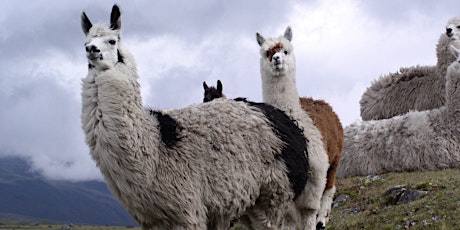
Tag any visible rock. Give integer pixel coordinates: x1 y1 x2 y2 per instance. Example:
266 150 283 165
333 194 350 208
360 175 383 186
383 185 427 205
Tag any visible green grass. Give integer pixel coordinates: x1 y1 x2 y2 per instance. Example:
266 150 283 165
327 168 460 230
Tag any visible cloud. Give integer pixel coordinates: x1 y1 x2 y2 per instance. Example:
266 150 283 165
0 47 100 181
0 0 458 181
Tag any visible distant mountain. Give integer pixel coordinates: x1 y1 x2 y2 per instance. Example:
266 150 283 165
0 157 138 226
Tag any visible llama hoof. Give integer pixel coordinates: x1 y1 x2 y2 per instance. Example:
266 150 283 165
316 222 325 230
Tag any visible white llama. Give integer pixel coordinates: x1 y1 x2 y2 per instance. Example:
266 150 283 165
81 5 311 230
360 17 460 121
256 27 332 230
337 45 460 178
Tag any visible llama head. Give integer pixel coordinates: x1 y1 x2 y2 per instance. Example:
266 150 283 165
256 26 295 77
81 4 123 71
446 17 460 38
203 80 226 102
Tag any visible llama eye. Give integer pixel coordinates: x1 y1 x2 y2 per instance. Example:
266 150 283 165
109 40 116 45
284 50 288 55
457 26 460 29
266 51 270 58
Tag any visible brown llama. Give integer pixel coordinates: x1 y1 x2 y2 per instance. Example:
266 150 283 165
204 79 344 229
299 97 343 225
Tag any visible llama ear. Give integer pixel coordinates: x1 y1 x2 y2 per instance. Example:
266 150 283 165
284 26 292 41
203 81 209 90
256 33 265 46
217 80 223 93
450 45 460 58
81 12 92 35
110 4 121 30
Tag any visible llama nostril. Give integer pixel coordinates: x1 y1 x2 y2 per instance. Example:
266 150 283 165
86 45 100 53
446 28 453 36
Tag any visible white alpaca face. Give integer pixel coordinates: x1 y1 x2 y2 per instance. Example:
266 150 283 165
81 5 122 71
259 38 295 76
446 17 460 38
84 31 120 70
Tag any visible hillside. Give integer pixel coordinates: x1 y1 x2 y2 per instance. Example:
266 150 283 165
0 157 137 226
327 168 460 229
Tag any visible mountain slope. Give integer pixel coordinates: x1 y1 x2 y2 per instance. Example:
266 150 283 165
0 157 137 226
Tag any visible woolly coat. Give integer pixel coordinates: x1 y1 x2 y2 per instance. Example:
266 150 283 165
257 29 329 229
337 55 460 178
299 97 343 190
359 33 459 121
81 9 310 230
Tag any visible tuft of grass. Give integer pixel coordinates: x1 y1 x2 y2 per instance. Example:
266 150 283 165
327 169 460 229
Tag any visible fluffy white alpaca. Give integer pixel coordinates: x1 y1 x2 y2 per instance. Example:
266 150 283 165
338 46 460 178
360 17 460 121
256 27 330 230
81 5 311 230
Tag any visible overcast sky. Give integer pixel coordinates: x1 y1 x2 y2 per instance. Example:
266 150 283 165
0 0 457 181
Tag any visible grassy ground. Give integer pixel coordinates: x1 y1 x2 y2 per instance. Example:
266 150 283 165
2 169 458 230
327 168 460 230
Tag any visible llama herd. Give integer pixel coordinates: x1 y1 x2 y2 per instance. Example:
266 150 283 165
80 4 460 230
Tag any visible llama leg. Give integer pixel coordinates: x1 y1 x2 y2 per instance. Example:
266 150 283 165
207 215 231 230
298 149 328 230
282 204 299 230
245 187 288 230
316 185 336 229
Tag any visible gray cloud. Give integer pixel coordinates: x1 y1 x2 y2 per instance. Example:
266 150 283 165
0 0 458 181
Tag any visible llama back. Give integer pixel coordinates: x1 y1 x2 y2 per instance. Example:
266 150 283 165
337 108 460 178
138 99 308 224
360 65 443 120
300 97 343 155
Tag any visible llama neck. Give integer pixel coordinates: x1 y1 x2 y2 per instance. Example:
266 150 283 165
436 34 457 78
81 61 160 180
445 60 460 122
261 68 302 114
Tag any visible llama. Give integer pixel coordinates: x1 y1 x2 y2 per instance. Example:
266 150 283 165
298 97 343 228
203 80 226 102
202 80 344 229
257 27 338 230
337 45 460 178
81 5 311 230
360 17 460 121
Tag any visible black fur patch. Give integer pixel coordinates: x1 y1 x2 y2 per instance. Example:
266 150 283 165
117 50 124 63
148 110 182 148
234 98 309 200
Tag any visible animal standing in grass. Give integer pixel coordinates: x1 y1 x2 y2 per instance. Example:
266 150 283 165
337 45 460 178
360 17 460 121
80 5 311 230
257 27 342 230
202 79 344 229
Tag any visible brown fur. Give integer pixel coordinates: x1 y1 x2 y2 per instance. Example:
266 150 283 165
267 42 283 62
299 97 344 191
